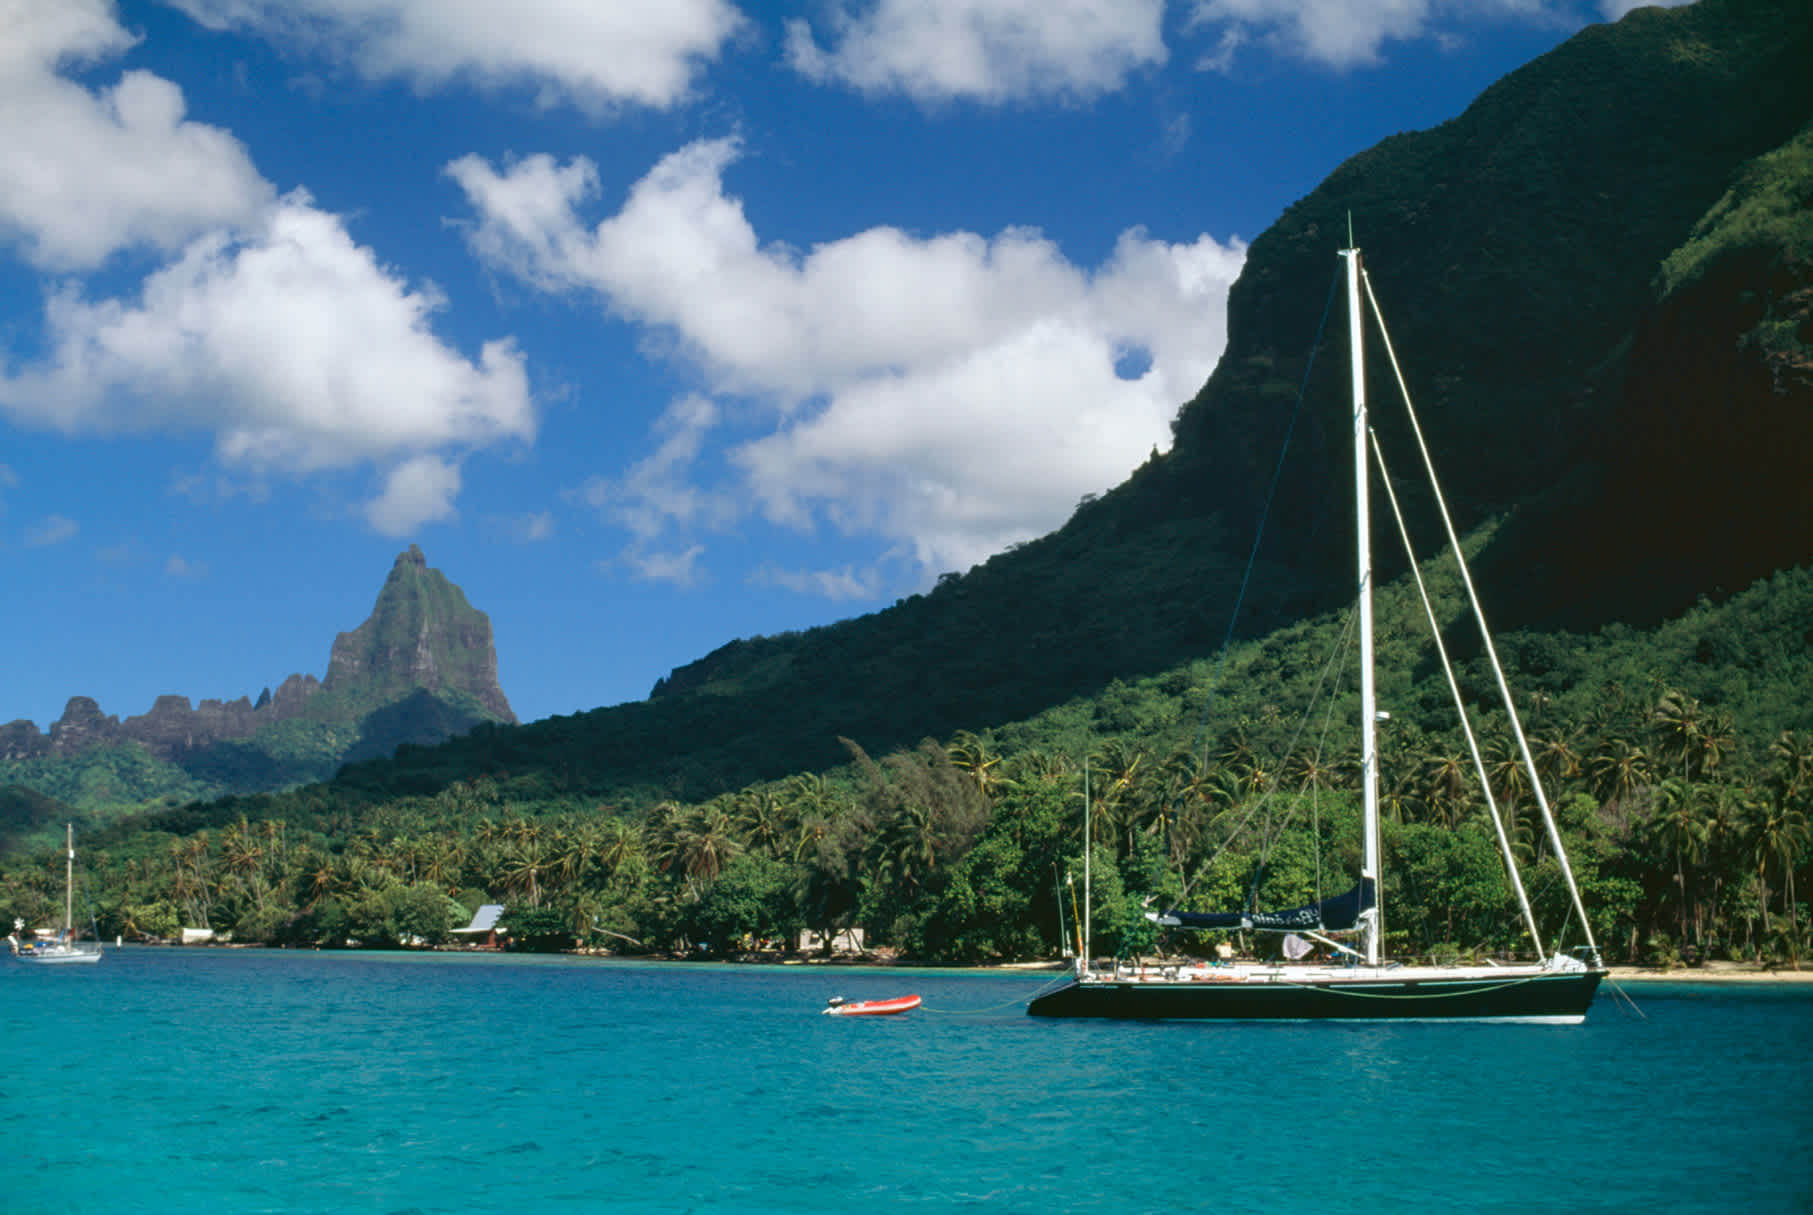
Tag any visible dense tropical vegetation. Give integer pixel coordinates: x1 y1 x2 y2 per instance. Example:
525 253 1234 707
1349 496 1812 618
5 561 1807 969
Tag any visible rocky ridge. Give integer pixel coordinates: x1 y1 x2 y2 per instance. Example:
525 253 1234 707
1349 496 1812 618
0 546 513 764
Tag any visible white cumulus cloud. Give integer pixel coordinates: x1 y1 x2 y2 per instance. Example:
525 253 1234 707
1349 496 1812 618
367 454 462 535
1 192 533 534
167 0 745 111
620 542 706 589
452 138 1243 585
784 0 1166 103
0 0 535 536
0 0 272 270
1185 0 1625 71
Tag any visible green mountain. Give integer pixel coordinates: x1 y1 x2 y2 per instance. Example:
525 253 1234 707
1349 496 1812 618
321 544 516 727
0 546 515 831
326 0 1813 807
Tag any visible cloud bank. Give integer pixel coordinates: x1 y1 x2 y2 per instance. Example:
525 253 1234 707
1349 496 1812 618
0 1 534 536
166 0 745 110
1187 0 1689 71
451 138 1243 581
784 0 1167 103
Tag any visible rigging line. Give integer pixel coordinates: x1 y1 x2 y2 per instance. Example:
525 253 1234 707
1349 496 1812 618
1361 266 1599 962
1366 423 1545 957
1191 604 1359 911
1604 976 1648 1020
1185 603 1358 903
1275 975 1546 1000
1190 260 1344 768
1306 622 1357 908
921 982 1068 1016
78 864 103 942
1250 606 1359 860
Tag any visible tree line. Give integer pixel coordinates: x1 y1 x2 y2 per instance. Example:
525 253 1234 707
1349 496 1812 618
4 686 1806 969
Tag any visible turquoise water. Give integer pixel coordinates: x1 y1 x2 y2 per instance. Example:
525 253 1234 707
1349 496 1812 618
4 950 1809 1214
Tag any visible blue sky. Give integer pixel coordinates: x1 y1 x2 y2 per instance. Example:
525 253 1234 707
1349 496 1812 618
0 0 1676 731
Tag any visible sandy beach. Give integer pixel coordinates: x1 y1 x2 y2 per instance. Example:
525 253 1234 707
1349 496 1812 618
1606 963 1813 984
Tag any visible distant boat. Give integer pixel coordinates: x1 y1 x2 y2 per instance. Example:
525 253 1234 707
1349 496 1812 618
9 824 103 965
1029 241 1605 1022
823 994 921 1017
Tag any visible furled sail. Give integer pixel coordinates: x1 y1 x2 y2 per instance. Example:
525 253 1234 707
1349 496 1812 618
1151 879 1376 933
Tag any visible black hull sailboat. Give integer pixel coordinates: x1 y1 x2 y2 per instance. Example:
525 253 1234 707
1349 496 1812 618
1029 243 1607 1023
1027 967 1603 1022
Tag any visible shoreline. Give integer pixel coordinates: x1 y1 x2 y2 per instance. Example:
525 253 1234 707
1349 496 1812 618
121 940 1813 982
1605 964 1813 984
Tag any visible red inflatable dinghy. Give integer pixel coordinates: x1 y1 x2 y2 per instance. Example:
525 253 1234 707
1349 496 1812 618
822 994 922 1016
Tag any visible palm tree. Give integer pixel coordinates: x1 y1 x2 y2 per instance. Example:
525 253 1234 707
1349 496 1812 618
1700 782 1753 953
1769 730 1813 806
734 788 790 860
1218 731 1273 800
1698 708 1736 781
1419 750 1473 828
1090 741 1149 857
1747 799 1809 953
1589 735 1652 812
1152 748 1225 866
501 836 549 909
567 889 606 949
1532 728 1582 793
792 814 832 865
1484 735 1530 810
946 730 1002 798
421 836 465 891
597 817 643 879
302 851 337 908
1653 688 1706 781
259 819 288 872
168 838 213 929
645 801 688 871
221 817 263 885
664 804 740 900
1648 777 1709 953
1283 749 1346 797
995 749 1074 793
872 802 941 905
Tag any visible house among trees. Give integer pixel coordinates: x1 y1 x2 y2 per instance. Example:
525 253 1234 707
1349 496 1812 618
451 904 505 948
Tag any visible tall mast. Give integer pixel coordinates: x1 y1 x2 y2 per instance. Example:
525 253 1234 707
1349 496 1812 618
1345 246 1382 966
65 823 75 937
1082 759 1092 972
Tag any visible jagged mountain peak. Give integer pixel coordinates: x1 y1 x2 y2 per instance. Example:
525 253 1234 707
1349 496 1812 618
0 546 517 811
323 545 516 724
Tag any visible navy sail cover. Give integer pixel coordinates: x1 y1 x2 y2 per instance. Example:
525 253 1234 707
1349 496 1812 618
1155 879 1376 932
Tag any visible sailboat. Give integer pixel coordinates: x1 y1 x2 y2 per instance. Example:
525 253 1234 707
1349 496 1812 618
1028 243 1606 1022
8 824 104 965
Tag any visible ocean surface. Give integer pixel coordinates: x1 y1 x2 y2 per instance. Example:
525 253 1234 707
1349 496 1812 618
4 949 1809 1214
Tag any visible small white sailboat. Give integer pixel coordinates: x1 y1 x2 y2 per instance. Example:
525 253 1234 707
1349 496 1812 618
9 824 103 965
1030 241 1606 1022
